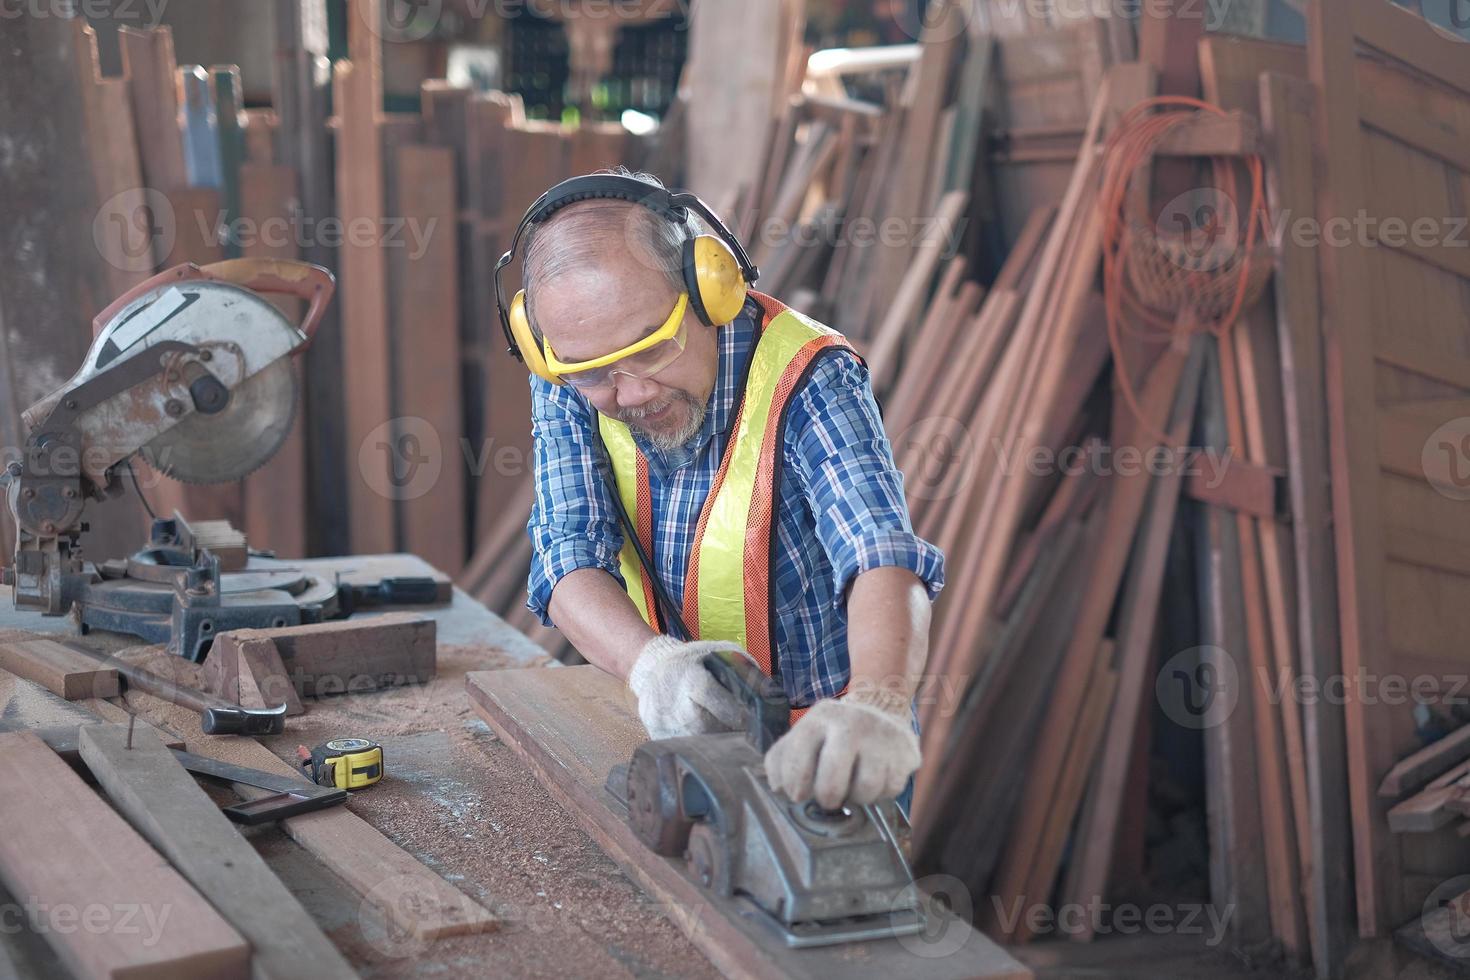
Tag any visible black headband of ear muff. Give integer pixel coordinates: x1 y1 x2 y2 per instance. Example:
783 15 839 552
493 174 760 363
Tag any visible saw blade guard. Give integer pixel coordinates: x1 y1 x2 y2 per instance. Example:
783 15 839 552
22 260 333 488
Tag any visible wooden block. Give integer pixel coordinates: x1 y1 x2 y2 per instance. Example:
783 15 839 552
467 666 1031 980
207 634 305 716
222 613 435 698
0 637 119 701
0 732 249 980
78 725 355 980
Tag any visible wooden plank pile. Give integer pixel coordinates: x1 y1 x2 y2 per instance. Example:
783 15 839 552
888 3 1470 978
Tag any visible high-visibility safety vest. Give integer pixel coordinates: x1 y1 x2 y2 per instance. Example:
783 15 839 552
598 293 855 712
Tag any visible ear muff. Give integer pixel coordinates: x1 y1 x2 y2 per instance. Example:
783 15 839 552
508 290 563 385
682 234 748 327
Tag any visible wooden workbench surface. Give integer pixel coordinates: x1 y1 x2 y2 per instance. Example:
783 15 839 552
0 560 718 979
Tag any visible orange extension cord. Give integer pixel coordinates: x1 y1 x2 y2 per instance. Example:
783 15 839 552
1098 96 1269 443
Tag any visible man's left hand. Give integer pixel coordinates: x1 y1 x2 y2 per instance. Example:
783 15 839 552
763 688 919 809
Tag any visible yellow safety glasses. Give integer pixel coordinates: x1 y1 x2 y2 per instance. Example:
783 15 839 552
543 292 690 390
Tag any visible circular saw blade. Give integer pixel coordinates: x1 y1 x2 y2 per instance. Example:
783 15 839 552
141 359 298 484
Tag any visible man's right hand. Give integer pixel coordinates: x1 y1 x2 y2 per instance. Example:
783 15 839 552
628 636 747 740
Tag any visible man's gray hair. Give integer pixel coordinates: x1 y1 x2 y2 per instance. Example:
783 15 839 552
522 168 701 340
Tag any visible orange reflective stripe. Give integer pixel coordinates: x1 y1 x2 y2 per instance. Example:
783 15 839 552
742 332 849 680
634 454 662 634
682 293 787 641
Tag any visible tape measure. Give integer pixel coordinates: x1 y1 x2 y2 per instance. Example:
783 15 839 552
298 738 384 790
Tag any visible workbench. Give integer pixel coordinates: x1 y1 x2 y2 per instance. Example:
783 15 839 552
0 556 722 979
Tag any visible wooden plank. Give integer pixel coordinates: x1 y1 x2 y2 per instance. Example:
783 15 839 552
78 724 356 980
116 692 498 943
467 666 1031 980
20 723 184 766
1378 725 1470 799
0 732 249 980
214 613 435 698
1218 331 1308 960
1387 782 1464 833
335 0 397 554
1308 0 1398 936
865 190 968 393
0 637 119 701
238 162 309 559
274 1 345 556
393 144 465 576
117 27 186 196
1260 69 1355 978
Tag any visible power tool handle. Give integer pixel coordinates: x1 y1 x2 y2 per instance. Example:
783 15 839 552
701 649 790 753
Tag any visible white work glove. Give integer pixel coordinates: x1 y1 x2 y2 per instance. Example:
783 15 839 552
628 635 747 740
764 687 919 810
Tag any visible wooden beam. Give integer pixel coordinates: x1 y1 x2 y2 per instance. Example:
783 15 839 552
467 666 1031 979
1308 0 1400 935
0 731 250 979
1260 69 1355 978
79 724 355 980
0 636 119 701
273 0 346 556
393 144 465 576
336 0 397 554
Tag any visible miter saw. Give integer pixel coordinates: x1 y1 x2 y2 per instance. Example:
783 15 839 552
2 259 444 662
610 649 927 949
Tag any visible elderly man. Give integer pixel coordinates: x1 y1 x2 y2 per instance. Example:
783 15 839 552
496 170 944 812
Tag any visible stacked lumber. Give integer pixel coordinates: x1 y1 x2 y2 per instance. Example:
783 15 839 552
894 4 1470 979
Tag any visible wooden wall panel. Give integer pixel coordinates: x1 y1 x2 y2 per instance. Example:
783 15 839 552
1307 0 1470 934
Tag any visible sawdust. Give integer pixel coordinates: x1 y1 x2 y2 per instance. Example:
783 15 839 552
102 638 716 979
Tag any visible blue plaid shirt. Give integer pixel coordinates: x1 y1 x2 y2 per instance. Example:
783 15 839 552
525 297 945 708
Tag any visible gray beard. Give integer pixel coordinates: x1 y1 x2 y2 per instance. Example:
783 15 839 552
617 391 706 454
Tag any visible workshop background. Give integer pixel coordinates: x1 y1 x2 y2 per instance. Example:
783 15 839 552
4 0 1470 977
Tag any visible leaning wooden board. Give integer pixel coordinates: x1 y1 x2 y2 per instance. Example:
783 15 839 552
466 666 1031 980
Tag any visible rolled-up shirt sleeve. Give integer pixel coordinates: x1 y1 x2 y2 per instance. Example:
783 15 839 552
784 352 946 607
525 375 624 625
